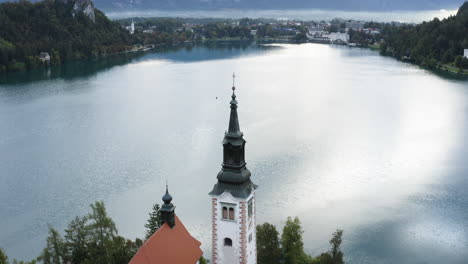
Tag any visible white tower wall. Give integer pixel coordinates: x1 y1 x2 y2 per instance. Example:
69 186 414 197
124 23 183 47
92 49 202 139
211 191 256 264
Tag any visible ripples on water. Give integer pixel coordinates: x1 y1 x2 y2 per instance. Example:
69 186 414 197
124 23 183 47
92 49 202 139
0 43 467 263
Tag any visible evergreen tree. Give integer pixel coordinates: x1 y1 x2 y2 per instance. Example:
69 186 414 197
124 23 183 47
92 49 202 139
40 226 65 264
0 248 7 264
108 236 137 264
87 201 117 264
311 229 345 264
379 1 468 69
144 203 161 240
281 217 305 264
0 0 132 72
329 230 344 264
64 216 89 264
256 223 281 264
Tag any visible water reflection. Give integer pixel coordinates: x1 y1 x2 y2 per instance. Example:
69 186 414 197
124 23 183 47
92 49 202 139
0 41 278 86
0 43 467 264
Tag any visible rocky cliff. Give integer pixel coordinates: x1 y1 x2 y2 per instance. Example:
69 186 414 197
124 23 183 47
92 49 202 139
73 0 95 22
60 0 95 22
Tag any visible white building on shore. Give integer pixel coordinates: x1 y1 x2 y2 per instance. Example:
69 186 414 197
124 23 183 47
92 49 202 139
329 32 350 43
126 20 135 34
307 30 349 44
464 49 468 58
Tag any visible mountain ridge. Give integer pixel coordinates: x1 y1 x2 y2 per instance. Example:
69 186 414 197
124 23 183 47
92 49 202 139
0 0 465 12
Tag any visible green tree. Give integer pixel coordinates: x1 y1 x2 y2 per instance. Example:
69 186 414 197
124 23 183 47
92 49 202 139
312 253 333 264
40 225 65 264
144 203 161 240
0 0 132 72
310 229 345 264
454 55 468 69
281 217 305 264
108 236 139 264
87 201 117 264
257 223 281 264
199 256 208 264
329 230 344 264
64 216 89 263
377 1 468 72
0 248 7 264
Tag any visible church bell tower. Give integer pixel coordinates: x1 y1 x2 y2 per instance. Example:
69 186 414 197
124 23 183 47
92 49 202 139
209 75 258 264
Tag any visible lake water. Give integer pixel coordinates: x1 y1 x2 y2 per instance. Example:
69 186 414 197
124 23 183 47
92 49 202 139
0 42 467 263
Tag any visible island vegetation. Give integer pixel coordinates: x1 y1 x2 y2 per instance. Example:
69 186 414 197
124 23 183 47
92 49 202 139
0 201 344 264
257 218 344 264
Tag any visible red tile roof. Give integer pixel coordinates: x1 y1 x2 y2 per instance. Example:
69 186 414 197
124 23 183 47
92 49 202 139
129 216 203 264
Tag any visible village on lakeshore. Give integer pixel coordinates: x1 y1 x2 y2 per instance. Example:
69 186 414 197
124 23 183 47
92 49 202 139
118 15 468 75
122 17 386 46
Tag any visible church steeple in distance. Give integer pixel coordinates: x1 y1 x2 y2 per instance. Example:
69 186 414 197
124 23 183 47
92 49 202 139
209 73 257 199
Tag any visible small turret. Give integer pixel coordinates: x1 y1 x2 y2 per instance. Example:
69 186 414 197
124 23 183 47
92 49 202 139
160 185 176 228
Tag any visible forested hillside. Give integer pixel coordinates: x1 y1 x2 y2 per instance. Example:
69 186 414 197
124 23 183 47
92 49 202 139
380 1 468 69
0 0 133 72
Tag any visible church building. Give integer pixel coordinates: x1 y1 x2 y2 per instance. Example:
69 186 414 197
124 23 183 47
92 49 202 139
209 80 258 264
129 77 257 264
129 187 203 264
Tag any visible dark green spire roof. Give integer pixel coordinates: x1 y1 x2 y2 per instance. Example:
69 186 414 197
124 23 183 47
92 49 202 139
209 79 257 199
227 87 242 137
160 185 176 228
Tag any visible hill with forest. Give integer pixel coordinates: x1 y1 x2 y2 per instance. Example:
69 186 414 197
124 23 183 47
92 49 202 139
0 0 465 12
379 1 468 71
0 0 133 72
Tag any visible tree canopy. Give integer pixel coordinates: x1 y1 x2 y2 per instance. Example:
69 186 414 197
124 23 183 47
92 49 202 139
144 203 161 240
257 223 282 264
0 0 132 72
380 1 468 69
257 217 345 264
0 249 7 264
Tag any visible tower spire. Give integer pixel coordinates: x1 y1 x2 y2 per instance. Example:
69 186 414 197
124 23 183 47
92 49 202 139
209 75 258 264
209 75 257 198
227 73 241 137
160 184 175 228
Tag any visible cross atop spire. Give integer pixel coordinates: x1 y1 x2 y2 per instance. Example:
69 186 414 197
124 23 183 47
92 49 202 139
232 72 236 88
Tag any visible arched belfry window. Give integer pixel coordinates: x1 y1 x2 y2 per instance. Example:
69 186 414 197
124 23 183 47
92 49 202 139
229 208 235 220
224 238 232 247
222 207 228 219
221 203 236 221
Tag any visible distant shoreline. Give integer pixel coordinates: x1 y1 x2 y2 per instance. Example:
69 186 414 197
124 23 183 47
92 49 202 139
105 8 458 23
